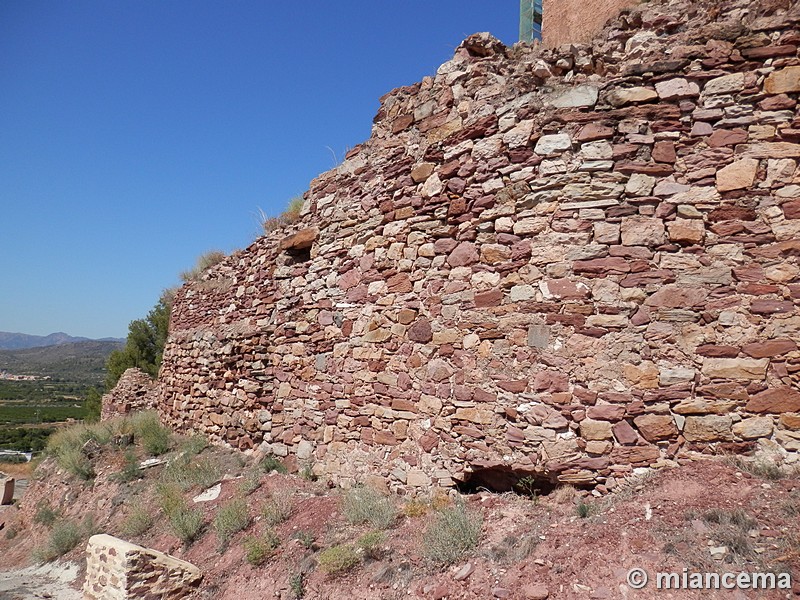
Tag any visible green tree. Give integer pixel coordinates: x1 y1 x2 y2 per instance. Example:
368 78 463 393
82 386 103 422
103 250 226 391
105 294 171 389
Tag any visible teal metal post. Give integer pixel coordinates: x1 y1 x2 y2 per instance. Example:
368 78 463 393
519 0 543 42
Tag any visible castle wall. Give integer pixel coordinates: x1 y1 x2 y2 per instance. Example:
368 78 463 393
542 0 638 47
158 0 800 494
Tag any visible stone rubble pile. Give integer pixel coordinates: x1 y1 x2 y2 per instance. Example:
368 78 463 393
154 0 800 493
101 368 159 421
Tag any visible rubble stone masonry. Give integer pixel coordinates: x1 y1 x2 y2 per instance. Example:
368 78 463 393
156 0 800 494
84 534 202 600
101 368 159 421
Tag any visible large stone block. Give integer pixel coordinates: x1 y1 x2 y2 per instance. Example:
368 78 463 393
279 227 318 251
0 475 14 505
683 416 733 442
732 417 773 440
84 534 202 600
634 414 678 442
764 66 800 94
620 216 666 246
716 158 759 192
746 387 800 414
701 358 768 380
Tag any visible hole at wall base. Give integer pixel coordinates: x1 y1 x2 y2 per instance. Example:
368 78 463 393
456 465 560 498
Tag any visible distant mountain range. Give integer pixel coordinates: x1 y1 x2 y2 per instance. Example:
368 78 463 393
0 331 125 351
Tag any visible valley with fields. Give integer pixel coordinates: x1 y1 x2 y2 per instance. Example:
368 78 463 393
0 341 121 454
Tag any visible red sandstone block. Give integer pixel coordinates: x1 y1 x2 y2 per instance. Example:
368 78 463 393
746 387 800 413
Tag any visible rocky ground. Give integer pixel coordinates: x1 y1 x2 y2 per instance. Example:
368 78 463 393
1 437 799 600
0 562 80 600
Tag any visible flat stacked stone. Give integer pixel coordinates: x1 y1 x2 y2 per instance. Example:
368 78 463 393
156 0 800 493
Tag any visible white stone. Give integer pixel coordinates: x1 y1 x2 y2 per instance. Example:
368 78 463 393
510 284 537 302
503 120 534 148
704 73 745 95
534 133 572 155
193 483 221 503
580 141 613 160
420 173 443 198
625 173 656 196
547 85 598 108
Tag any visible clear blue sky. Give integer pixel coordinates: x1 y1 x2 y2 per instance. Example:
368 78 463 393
1 1 517 339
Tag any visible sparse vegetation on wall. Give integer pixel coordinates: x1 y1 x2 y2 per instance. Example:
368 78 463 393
259 196 304 233
179 250 227 283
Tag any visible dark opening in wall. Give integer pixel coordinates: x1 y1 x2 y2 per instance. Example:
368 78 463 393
456 464 560 497
285 246 311 265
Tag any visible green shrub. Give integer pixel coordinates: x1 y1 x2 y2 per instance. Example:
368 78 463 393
243 530 280 566
81 512 99 537
156 482 185 517
318 544 360 576
46 422 114 479
33 502 60 528
0 454 27 464
262 490 293 525
286 196 304 217
422 502 482 565
154 482 207 543
724 455 787 480
113 449 141 483
300 463 316 481
238 469 262 495
214 498 251 545
180 434 209 456
357 530 385 560
292 530 316 549
34 521 82 563
260 197 305 234
259 455 288 474
4 526 18 539
58 446 95 480
577 502 592 518
342 487 396 529
401 499 429 518
160 455 220 490
122 502 154 537
180 250 227 283
702 508 756 529
289 572 305 599
783 492 800 517
169 505 204 544
130 411 171 456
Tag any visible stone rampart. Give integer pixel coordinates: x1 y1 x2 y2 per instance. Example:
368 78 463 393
158 0 800 494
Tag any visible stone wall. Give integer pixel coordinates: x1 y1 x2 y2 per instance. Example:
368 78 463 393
542 0 638 48
159 0 800 494
84 534 202 600
101 368 159 421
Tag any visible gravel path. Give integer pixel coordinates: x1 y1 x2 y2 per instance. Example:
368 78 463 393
0 562 81 600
